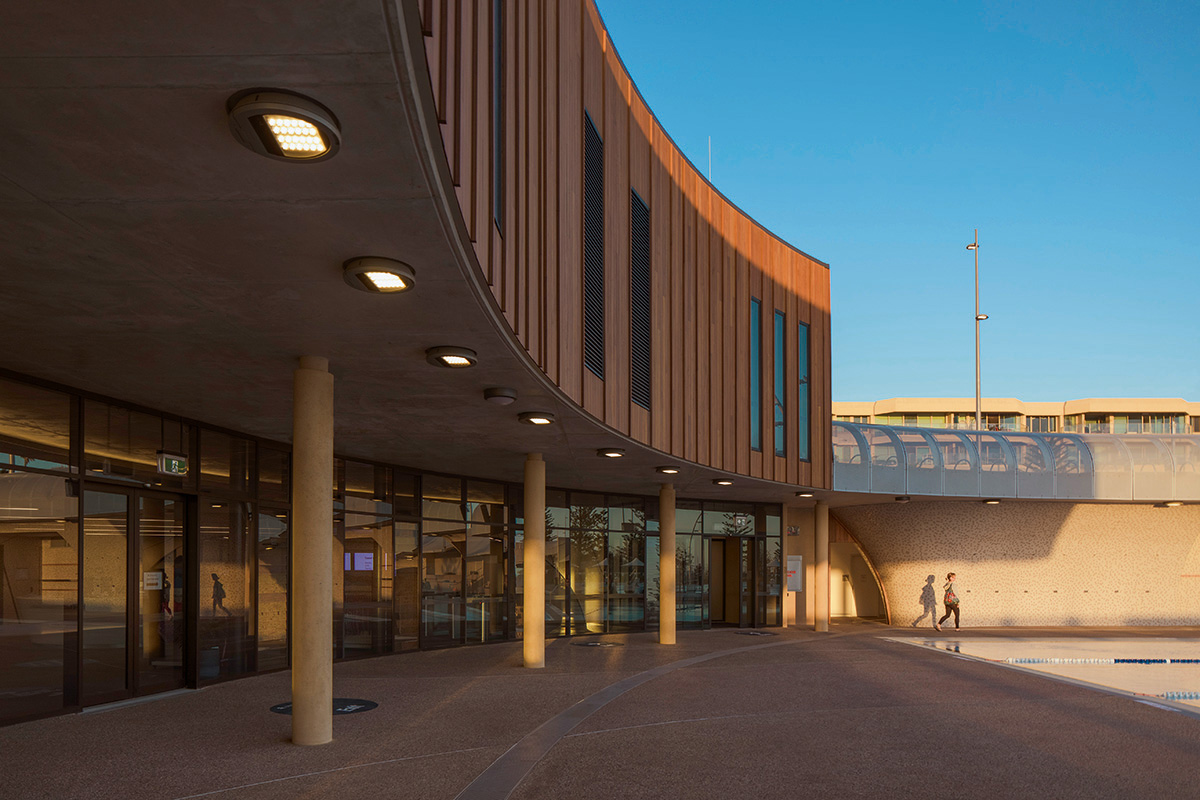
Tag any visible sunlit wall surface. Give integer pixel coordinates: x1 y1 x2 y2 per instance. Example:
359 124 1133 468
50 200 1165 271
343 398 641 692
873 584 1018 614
833 422 1200 502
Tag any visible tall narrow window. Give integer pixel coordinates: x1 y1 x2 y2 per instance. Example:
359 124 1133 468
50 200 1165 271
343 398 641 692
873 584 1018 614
750 298 762 451
583 113 605 379
774 310 785 457
630 190 651 409
797 322 810 461
492 0 504 231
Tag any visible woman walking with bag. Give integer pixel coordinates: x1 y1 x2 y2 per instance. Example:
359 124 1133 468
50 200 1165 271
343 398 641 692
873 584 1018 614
935 572 960 631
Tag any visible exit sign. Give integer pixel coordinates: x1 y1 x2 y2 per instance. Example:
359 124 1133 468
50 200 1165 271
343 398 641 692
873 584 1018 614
157 450 189 476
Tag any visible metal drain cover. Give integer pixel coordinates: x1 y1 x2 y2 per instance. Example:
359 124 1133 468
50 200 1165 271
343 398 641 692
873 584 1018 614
571 641 624 647
270 698 379 715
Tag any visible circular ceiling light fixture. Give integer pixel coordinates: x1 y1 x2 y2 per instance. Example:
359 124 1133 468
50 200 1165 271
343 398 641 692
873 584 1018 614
598 448 625 458
227 89 341 162
425 346 478 368
343 257 416 294
1163 501 1184 508
713 479 733 487
983 498 1001 505
795 491 814 498
518 411 555 426
895 496 911 504
656 466 680 475
484 387 517 405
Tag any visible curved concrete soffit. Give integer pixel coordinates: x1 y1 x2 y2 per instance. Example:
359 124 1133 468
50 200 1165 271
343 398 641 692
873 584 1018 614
382 0 807 489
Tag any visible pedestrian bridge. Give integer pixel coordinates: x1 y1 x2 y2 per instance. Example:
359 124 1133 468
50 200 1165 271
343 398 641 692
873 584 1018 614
832 422 1200 502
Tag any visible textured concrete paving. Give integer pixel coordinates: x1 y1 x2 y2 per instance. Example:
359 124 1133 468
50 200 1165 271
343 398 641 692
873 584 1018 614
2 622 1199 799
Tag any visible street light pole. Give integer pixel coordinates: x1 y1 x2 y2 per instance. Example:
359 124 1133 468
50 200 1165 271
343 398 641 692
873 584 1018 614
967 230 985 432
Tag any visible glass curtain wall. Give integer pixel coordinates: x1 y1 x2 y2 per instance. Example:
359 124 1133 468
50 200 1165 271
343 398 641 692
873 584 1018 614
0 371 787 727
0 378 79 723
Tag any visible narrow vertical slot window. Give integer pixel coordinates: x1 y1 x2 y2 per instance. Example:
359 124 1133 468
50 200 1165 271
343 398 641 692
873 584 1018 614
750 298 762 451
630 190 651 409
798 321 810 461
492 0 504 231
774 310 785 457
583 112 605 379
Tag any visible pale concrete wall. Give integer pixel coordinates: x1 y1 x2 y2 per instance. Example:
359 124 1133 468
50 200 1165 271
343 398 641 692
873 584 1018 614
784 507 815 627
834 502 1200 627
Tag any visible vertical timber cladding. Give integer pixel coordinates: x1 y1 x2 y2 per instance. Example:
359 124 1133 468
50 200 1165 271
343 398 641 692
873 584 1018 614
417 0 832 490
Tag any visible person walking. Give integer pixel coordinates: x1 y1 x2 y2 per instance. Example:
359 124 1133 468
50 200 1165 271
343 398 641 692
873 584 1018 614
935 572 960 631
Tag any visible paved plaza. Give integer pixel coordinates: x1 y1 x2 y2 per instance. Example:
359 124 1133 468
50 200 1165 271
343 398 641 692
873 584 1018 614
3 622 1199 800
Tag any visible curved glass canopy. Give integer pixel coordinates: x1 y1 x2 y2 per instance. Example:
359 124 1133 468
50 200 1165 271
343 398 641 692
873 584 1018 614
832 422 1200 502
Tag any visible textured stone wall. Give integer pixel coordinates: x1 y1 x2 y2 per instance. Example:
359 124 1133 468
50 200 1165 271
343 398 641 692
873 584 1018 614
834 502 1200 627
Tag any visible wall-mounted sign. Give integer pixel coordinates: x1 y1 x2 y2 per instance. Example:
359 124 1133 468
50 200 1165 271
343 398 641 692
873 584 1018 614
786 555 803 592
144 571 162 590
157 450 189 476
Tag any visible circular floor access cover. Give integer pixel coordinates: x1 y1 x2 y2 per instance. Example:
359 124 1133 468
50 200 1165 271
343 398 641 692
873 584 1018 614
571 641 624 647
269 699 379 715
736 630 778 636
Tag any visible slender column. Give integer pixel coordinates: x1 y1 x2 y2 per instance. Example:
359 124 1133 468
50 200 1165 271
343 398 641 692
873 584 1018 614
658 483 676 645
814 501 830 632
291 356 334 745
523 453 546 668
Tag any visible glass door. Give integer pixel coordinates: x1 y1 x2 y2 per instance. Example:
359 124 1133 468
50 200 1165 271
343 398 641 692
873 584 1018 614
81 489 187 704
82 490 130 705
136 494 186 695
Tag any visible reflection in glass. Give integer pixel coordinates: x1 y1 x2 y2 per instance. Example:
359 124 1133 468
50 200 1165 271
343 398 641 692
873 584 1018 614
644 535 659 630
465 523 506 642
774 309 785 456
342 514 392 658
677 534 705 628
421 520 464 645
258 448 290 505
256 510 289 670
137 496 185 695
84 402 189 490
82 491 127 701
200 430 253 494
570 526 605 635
0 473 78 723
0 378 72 473
544 530 569 636
422 475 463 521
199 501 253 681
606 527 644 632
393 521 419 651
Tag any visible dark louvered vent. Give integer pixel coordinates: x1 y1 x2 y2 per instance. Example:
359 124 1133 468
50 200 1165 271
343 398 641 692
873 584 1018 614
583 113 605 380
630 190 651 409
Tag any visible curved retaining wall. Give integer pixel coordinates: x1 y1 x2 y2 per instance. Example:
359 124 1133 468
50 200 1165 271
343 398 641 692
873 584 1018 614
835 502 1200 627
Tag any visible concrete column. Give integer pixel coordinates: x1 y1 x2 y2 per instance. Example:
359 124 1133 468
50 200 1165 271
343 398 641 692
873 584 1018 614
523 453 546 668
291 356 334 746
814 501 830 632
658 483 676 645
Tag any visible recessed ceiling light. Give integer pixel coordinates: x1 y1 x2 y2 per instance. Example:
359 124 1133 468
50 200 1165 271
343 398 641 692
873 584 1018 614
713 479 733 486
895 496 911 504
425 346 477 368
598 448 625 458
484 387 517 405
343 257 416 294
656 466 680 475
1164 501 1184 507
227 89 341 162
983 499 1001 505
795 491 814 498
518 411 555 425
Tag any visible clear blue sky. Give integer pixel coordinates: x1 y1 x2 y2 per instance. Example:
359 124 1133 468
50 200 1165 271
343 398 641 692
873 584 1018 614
595 1 1200 402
